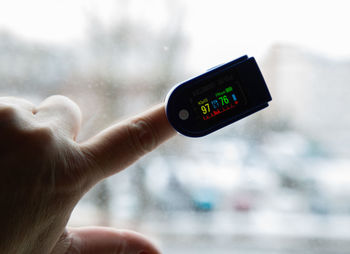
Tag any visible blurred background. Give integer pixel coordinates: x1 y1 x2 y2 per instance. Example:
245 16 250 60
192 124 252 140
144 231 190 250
1 0 350 253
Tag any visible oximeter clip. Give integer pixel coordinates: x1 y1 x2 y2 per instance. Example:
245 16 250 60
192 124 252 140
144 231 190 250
165 55 272 137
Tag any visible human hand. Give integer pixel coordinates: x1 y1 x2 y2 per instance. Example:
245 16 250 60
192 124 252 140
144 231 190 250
0 95 176 254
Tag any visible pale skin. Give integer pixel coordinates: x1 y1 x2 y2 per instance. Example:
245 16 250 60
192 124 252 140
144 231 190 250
0 95 176 254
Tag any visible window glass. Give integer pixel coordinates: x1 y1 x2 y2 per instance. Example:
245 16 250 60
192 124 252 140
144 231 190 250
1 0 350 253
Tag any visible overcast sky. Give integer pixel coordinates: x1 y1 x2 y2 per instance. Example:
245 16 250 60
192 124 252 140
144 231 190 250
0 0 349 71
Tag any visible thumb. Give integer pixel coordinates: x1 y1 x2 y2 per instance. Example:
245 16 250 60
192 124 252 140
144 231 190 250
52 227 160 254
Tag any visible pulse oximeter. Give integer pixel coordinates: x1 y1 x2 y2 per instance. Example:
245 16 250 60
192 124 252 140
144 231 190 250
165 55 272 137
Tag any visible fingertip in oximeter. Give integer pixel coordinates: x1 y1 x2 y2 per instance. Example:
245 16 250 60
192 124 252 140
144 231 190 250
165 55 272 137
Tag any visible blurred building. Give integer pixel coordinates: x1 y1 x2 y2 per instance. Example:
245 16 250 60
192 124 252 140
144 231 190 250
262 44 350 157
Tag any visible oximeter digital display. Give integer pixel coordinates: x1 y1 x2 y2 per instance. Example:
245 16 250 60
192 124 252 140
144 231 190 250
165 55 272 137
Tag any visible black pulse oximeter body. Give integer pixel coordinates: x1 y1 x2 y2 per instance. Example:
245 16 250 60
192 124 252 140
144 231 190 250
165 55 272 137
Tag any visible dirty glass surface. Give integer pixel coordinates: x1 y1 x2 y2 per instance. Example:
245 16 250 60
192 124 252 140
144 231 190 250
1 0 350 253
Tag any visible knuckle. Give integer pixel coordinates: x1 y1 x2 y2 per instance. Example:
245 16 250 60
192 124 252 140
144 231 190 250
0 105 54 148
47 94 69 102
0 105 24 133
0 105 17 121
128 118 158 155
46 95 79 111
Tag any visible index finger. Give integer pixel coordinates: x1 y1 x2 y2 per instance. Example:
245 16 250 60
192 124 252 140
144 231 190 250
80 104 176 180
